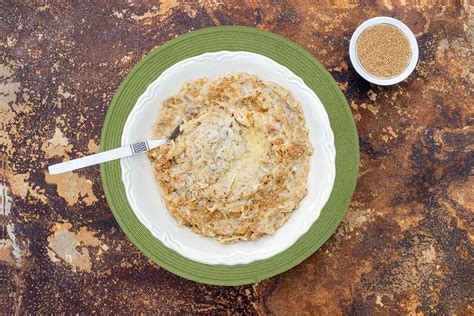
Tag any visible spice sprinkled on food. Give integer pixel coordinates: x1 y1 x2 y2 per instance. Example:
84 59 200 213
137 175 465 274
356 24 411 78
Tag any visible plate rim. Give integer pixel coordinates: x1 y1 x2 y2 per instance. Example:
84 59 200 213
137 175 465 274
120 50 336 265
100 26 359 286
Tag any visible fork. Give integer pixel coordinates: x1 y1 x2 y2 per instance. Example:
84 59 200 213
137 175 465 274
48 123 182 175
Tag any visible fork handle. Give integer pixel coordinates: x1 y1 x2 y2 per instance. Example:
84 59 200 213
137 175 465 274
47 139 167 175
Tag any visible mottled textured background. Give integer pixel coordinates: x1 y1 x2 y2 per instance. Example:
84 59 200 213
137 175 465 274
1 0 473 314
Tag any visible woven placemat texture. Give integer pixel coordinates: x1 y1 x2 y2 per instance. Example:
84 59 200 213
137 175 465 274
100 26 359 286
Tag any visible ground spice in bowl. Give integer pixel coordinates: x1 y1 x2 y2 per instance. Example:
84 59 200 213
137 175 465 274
356 24 411 78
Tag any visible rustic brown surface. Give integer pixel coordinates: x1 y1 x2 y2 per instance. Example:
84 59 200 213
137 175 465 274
1 0 473 314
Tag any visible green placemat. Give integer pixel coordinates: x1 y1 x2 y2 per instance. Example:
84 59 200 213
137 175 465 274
100 26 359 286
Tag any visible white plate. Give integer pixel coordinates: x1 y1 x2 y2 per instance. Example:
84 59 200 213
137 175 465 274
121 51 336 265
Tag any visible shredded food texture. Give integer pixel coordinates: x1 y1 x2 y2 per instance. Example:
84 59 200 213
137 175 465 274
148 73 313 243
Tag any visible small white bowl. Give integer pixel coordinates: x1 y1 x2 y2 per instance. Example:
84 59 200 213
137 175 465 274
349 17 419 86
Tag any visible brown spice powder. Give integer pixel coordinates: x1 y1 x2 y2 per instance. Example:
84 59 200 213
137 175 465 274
356 24 411 78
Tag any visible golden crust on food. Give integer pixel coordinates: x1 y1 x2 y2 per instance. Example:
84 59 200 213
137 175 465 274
148 73 313 243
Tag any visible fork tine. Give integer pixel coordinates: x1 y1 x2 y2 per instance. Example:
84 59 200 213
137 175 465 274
168 122 183 141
